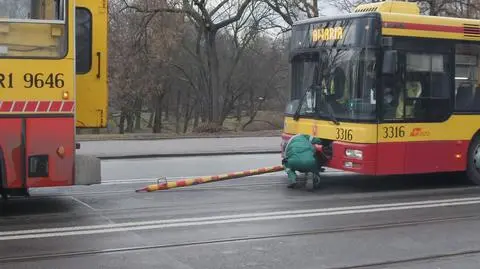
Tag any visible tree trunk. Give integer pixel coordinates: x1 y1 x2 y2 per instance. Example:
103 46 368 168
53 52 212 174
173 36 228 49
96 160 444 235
147 109 154 128
152 92 165 133
312 0 319 17
165 93 170 121
200 98 208 123
205 30 221 125
236 102 242 122
466 0 471 17
175 90 181 134
134 98 142 130
119 110 126 134
126 112 134 133
153 109 162 133
183 91 192 133
153 105 161 133
193 104 200 129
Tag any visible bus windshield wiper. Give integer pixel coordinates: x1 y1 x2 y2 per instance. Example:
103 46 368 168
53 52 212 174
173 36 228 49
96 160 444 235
326 102 340 125
320 90 339 125
293 89 308 121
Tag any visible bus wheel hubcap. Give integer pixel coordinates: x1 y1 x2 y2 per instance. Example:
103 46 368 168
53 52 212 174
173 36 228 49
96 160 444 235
475 145 480 170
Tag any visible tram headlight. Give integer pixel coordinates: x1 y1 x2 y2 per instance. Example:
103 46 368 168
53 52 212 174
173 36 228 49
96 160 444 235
345 149 363 160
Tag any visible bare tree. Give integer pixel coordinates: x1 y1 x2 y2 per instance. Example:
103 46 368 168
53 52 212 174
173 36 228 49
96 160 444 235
122 0 256 126
107 0 316 134
108 0 184 133
263 0 320 30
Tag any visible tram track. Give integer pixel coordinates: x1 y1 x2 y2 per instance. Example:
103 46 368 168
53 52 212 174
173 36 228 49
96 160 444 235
328 250 480 269
0 214 479 264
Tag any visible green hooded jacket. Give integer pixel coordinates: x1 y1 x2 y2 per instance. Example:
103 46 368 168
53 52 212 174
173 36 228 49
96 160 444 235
283 134 322 173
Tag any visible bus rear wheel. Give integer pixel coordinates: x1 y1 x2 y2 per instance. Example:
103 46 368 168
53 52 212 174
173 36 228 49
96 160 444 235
467 136 480 185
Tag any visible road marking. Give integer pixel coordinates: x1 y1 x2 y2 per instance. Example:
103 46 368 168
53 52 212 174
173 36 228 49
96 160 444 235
2 196 480 241
70 197 116 224
71 197 97 211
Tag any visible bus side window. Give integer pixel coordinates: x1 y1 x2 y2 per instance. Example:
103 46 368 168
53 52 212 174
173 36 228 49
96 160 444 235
75 8 92 74
455 44 480 112
390 52 451 122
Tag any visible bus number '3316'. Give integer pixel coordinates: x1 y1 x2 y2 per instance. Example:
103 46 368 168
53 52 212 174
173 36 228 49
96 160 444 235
336 128 353 141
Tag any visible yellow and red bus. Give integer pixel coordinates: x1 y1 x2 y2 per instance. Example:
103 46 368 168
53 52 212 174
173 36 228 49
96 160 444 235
282 1 480 184
0 0 108 198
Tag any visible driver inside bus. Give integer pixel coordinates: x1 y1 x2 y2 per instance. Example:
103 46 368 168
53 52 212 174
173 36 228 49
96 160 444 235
321 67 347 113
396 72 422 118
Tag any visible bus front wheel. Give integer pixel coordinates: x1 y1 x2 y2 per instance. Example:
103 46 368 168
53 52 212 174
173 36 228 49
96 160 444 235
467 135 480 185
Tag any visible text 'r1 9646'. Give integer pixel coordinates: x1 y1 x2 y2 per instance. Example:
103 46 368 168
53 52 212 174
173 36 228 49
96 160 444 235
0 73 65 89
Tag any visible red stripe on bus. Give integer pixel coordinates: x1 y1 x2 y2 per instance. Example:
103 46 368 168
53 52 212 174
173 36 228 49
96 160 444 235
0 101 74 113
61 101 74 112
24 101 38 112
12 101 26 112
383 22 464 33
0 101 13 112
37 101 50 112
50 101 62 112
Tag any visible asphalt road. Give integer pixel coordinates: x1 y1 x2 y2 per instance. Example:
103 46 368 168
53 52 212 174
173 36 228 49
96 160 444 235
1 154 480 268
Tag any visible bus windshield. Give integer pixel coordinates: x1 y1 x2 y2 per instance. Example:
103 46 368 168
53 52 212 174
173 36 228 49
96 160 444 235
290 48 377 121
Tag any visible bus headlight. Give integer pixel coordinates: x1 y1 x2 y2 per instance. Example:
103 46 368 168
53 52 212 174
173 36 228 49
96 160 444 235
345 149 363 160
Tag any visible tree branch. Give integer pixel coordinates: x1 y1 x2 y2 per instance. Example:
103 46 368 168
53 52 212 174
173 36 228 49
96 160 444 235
214 0 254 30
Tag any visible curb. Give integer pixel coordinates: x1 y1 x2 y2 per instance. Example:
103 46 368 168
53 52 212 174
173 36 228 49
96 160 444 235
96 150 282 160
77 132 282 142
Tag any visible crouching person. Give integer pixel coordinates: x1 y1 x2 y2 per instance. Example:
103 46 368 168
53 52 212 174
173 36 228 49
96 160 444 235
282 134 324 190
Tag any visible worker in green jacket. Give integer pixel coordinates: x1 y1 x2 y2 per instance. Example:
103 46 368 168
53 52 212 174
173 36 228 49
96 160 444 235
282 134 324 189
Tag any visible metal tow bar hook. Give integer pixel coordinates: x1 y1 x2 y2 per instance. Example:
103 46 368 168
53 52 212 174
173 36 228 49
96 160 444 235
157 176 167 187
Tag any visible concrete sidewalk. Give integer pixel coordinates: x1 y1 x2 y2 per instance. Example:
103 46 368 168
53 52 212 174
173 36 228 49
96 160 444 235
76 130 281 141
77 136 282 159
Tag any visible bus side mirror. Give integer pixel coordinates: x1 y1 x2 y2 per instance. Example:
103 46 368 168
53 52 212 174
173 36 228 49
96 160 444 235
382 50 398 75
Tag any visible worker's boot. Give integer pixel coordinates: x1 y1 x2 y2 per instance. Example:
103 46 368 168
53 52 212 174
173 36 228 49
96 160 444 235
306 172 321 191
286 168 297 189
305 173 315 191
287 182 297 188
313 173 321 189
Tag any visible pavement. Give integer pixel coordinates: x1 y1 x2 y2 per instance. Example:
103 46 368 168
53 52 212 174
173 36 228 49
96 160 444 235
77 136 282 159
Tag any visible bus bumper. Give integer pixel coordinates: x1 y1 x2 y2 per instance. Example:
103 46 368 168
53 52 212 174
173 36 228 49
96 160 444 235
0 117 100 190
281 133 377 175
327 141 377 175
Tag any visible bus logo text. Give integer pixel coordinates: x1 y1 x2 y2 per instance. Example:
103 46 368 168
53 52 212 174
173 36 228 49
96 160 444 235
410 128 430 137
